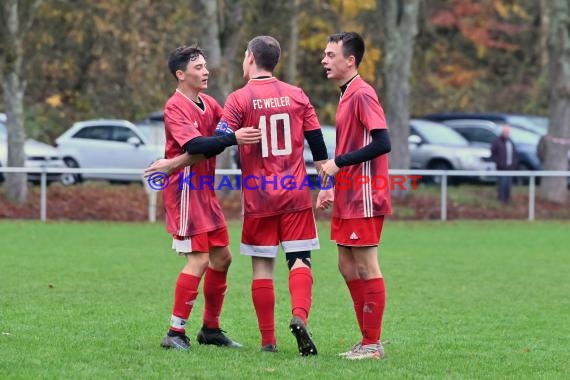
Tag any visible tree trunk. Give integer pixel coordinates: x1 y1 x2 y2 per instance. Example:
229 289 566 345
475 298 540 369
285 0 300 84
379 0 420 197
200 0 225 104
540 0 570 203
198 0 244 190
2 0 28 203
539 0 551 76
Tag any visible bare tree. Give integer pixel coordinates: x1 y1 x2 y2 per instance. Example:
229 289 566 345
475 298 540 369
1 0 42 203
379 0 420 196
285 0 300 84
539 0 551 76
200 0 225 103
540 0 570 203
199 0 243 104
197 0 244 178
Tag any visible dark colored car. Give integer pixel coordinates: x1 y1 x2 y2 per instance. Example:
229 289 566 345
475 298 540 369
423 113 548 136
438 119 542 172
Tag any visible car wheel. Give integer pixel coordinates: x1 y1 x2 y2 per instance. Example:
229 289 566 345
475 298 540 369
60 173 78 186
428 160 455 185
63 157 82 185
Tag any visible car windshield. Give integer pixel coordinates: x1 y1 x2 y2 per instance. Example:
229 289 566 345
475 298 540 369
509 126 541 145
412 120 469 146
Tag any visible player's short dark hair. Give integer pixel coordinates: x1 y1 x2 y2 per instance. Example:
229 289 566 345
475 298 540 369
328 32 365 67
168 46 205 80
247 36 281 72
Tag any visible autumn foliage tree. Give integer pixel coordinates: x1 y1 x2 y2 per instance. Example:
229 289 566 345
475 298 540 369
414 0 544 114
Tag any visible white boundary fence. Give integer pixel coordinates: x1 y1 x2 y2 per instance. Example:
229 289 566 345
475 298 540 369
1 167 569 222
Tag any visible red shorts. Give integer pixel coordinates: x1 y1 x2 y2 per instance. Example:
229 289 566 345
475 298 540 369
331 216 384 247
172 226 229 254
241 208 319 258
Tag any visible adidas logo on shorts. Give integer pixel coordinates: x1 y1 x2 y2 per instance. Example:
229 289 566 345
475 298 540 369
350 232 359 240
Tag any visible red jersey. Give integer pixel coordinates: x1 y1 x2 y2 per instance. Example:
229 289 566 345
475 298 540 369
162 90 226 236
221 77 321 217
333 76 392 219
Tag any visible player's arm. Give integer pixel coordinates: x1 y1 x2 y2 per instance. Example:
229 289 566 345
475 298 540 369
304 129 328 173
143 153 204 178
143 128 260 177
300 91 330 174
335 129 391 167
319 129 391 185
185 125 260 157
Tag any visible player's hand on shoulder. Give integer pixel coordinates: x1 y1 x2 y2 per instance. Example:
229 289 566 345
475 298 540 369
235 127 262 145
316 188 334 210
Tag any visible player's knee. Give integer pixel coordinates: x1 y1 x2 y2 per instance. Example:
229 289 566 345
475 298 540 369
356 264 370 280
185 253 210 275
210 249 232 271
338 263 353 281
338 261 359 281
286 251 311 270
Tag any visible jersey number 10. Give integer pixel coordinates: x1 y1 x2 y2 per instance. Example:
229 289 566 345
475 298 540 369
259 113 292 158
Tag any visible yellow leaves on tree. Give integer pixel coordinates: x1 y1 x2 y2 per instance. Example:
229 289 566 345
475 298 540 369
46 94 63 108
431 0 527 56
433 64 483 88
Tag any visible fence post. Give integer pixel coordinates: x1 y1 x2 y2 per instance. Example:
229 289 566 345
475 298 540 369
40 167 47 222
441 174 447 221
148 191 157 223
528 175 535 221
143 176 157 223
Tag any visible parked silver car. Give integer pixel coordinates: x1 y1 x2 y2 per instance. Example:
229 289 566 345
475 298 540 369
409 119 496 184
55 119 163 183
0 114 67 184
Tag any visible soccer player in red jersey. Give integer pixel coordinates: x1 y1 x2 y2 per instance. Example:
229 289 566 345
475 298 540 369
156 46 261 351
317 32 392 360
147 37 329 355
221 36 328 355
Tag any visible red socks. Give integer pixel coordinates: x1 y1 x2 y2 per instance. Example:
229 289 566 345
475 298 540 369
346 279 365 334
361 277 386 345
251 279 276 346
202 267 228 329
288 267 313 324
252 268 313 346
170 273 201 333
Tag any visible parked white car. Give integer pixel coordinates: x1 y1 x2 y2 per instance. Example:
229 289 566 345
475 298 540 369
0 114 67 184
55 119 163 183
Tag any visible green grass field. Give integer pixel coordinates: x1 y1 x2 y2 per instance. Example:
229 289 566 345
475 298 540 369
1 220 569 379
